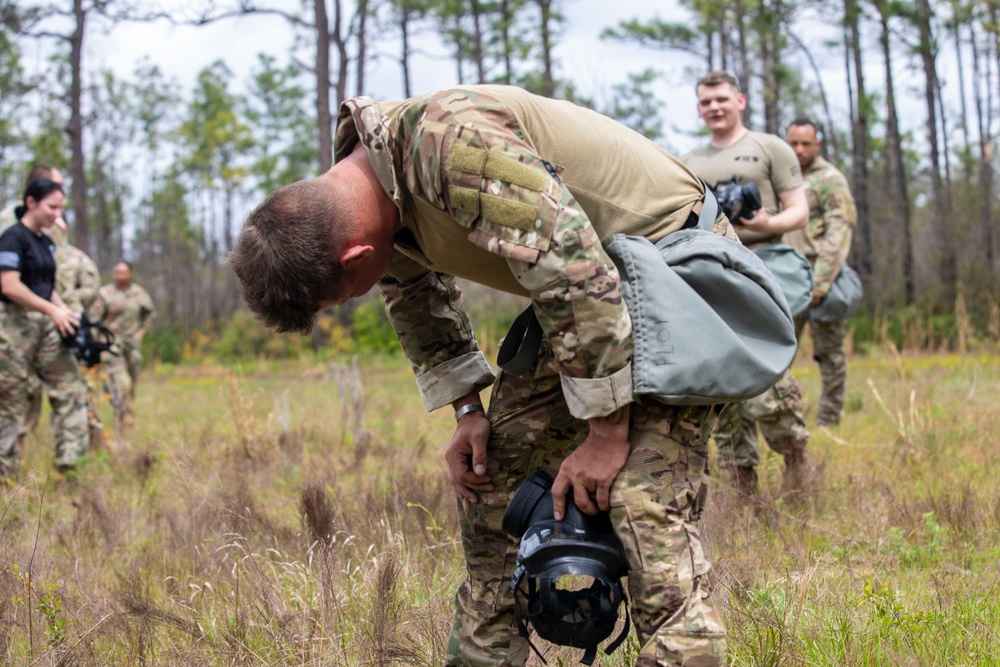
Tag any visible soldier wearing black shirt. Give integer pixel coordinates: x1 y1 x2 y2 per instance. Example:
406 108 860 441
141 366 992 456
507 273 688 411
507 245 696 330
0 179 89 482
0 221 58 302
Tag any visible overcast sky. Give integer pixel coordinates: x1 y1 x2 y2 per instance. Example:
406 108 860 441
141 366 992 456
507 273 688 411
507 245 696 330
62 0 865 157
14 0 944 163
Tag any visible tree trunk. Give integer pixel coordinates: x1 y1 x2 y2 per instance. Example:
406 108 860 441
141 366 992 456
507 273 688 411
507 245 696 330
333 0 349 111
757 2 780 135
915 0 955 303
314 0 333 172
471 0 486 83
69 0 89 255
970 21 996 276
950 2 971 158
989 2 1000 277
536 0 555 97
735 0 751 128
716 11 726 72
500 0 513 84
878 2 915 303
356 0 368 96
401 7 412 97
846 0 873 291
224 180 235 253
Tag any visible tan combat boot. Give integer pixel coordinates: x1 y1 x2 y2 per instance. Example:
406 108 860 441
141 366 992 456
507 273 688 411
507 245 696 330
782 450 813 499
730 466 759 497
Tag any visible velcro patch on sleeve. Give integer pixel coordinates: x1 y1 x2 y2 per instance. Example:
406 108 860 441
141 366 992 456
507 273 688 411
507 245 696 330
450 145 488 176
0 251 20 270
480 193 537 231
483 154 546 192
451 145 546 194
448 186 480 216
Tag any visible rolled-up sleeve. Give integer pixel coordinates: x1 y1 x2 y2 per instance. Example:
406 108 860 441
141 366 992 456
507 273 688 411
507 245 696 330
380 265 496 411
812 174 857 297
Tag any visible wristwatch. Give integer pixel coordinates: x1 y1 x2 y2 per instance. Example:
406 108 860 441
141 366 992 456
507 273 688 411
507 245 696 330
454 403 485 422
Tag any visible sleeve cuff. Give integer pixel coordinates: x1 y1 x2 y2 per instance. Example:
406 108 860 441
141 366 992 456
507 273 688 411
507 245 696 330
559 364 634 420
415 352 497 412
814 276 834 298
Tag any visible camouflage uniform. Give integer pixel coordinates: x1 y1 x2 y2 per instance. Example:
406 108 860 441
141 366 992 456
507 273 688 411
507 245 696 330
21 226 103 438
712 369 809 468
2 207 43 436
683 133 810 489
91 280 155 430
336 86 731 666
0 225 90 478
51 228 101 315
787 157 857 426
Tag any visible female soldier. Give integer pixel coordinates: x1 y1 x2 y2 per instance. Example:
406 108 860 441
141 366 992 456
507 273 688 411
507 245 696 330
0 178 89 481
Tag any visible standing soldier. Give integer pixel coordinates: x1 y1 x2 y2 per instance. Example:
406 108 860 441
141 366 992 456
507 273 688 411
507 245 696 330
0 178 89 481
46 219 104 446
785 119 857 427
92 262 155 432
682 71 812 497
2 166 103 447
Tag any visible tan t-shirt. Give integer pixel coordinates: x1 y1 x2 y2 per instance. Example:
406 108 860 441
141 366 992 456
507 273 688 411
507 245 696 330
683 131 802 245
337 85 710 295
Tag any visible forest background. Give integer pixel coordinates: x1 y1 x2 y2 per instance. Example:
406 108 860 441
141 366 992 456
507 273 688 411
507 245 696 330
2 0 1000 362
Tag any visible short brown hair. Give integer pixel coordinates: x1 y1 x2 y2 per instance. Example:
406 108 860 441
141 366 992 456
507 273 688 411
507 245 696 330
696 71 741 92
229 179 348 334
25 165 58 186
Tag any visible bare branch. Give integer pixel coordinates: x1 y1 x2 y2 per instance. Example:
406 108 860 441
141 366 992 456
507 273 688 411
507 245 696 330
177 4 313 31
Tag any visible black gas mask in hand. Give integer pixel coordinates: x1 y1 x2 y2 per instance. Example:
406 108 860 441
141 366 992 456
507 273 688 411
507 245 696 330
502 469 630 666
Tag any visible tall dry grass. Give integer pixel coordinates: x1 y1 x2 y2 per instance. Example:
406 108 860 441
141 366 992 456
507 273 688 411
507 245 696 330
1 346 999 665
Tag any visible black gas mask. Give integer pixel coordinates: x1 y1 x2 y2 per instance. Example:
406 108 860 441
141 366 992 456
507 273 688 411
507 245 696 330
502 469 630 665
61 313 118 367
711 175 762 223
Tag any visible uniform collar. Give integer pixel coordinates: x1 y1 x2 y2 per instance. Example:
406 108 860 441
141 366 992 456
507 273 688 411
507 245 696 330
804 155 828 175
334 97 400 207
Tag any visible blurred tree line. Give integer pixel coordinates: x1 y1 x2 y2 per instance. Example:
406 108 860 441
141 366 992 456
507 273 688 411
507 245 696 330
1 0 999 362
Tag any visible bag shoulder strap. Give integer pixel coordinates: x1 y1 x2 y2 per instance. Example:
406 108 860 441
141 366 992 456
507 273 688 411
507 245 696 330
497 305 544 375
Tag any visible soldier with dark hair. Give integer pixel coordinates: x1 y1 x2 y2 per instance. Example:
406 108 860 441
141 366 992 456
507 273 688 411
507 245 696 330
0 165 64 234
0 179 89 481
92 261 155 432
786 118 857 426
2 166 104 447
231 85 734 666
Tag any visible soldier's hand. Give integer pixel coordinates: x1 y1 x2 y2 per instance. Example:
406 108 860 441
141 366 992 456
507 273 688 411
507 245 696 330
810 290 823 307
739 208 771 230
49 305 80 338
445 411 493 503
551 405 631 519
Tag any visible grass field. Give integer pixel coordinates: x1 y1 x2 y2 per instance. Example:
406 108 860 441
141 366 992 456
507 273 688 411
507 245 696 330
1 345 999 666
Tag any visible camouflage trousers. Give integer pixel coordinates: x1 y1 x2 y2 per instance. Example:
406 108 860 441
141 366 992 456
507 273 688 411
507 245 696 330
712 369 809 470
444 352 727 666
23 372 43 434
0 305 89 476
23 368 103 443
104 341 142 429
794 314 849 426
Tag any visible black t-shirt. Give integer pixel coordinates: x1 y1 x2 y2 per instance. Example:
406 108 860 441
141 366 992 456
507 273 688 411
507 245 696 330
0 222 57 303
